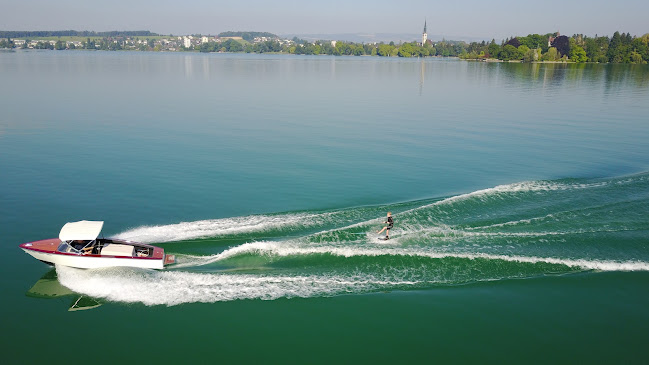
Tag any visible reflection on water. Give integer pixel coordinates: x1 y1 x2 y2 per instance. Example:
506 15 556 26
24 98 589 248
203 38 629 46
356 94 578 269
419 59 425 96
26 269 101 311
493 62 649 91
4 51 647 94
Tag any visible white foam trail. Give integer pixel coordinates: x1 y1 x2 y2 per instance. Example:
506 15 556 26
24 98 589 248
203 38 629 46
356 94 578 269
114 212 335 243
366 224 603 240
172 241 649 272
464 214 556 230
56 265 419 306
55 242 649 307
109 181 559 244
406 179 614 214
111 178 622 244
429 181 560 207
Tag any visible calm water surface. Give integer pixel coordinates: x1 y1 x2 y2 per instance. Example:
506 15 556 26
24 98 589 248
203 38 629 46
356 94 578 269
1 51 649 364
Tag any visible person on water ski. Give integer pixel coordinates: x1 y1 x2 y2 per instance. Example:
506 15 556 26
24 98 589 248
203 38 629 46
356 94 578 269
377 212 393 239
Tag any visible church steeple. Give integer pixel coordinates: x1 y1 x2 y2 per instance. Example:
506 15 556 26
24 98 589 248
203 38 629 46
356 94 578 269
422 19 428 46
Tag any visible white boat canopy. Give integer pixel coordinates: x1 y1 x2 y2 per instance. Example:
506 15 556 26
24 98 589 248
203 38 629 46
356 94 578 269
59 221 104 242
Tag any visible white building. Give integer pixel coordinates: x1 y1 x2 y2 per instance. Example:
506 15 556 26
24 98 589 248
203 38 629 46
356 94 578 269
184 37 192 48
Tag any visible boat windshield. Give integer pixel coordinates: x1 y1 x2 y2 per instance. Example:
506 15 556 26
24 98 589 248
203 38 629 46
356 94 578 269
58 240 95 254
58 242 76 253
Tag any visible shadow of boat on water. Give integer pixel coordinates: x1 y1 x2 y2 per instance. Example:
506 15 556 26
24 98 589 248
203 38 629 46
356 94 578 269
26 269 102 311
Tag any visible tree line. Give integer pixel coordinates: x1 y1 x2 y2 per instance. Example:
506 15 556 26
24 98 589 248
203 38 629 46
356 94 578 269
198 37 466 58
198 32 649 63
460 32 649 63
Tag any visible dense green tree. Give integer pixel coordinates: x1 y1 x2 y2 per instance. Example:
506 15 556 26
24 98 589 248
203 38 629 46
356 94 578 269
569 45 588 62
487 40 500 58
607 31 624 62
199 42 214 52
584 36 606 62
34 41 54 50
498 44 522 60
459 51 477 60
641 34 649 45
377 43 395 57
519 34 548 52
629 50 646 64
542 47 559 61
338 42 355 55
631 36 649 62
522 47 540 62
432 41 459 56
466 41 485 55
293 42 323 55
319 42 334 55
0 38 13 48
222 39 243 52
398 42 415 57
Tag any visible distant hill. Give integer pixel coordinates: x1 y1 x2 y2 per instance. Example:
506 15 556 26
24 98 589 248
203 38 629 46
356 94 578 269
0 30 157 38
283 33 418 43
218 31 278 42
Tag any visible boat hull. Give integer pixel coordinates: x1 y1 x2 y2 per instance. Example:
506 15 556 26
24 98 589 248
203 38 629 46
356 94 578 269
19 238 172 270
21 247 164 269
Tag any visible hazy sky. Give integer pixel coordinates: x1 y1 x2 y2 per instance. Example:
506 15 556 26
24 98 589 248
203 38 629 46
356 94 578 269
2 0 648 40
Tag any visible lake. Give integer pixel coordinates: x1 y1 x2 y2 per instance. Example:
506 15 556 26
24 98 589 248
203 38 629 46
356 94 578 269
1 50 649 364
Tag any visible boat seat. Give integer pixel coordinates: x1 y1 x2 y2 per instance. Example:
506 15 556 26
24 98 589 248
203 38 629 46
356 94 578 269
101 244 135 257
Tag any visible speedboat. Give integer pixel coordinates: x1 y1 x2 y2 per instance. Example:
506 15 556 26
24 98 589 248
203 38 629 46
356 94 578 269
19 220 175 270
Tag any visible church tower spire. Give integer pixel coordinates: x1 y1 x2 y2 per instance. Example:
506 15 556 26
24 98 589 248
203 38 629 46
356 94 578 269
422 19 428 46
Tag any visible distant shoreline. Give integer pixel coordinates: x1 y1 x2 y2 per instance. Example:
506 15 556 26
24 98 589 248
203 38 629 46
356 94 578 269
1 30 647 64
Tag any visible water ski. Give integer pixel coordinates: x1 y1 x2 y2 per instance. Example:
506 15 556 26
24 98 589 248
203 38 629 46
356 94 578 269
378 237 390 241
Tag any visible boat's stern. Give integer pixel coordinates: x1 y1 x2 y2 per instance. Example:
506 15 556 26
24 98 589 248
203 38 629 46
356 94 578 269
164 253 176 266
151 246 175 268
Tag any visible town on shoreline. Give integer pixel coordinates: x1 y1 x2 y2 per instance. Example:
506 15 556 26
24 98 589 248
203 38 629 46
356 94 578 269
1 29 647 64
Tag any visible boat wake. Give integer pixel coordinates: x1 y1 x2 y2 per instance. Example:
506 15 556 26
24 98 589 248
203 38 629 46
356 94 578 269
57 173 649 306
113 212 339 243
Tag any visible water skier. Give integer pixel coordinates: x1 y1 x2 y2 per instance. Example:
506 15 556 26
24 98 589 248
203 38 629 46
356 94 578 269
377 212 394 240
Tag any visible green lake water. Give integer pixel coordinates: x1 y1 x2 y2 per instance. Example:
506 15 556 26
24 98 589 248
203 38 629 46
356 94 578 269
1 51 649 364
